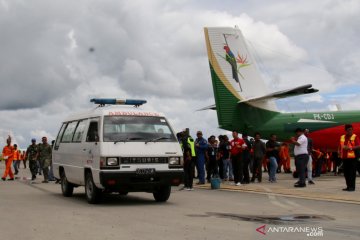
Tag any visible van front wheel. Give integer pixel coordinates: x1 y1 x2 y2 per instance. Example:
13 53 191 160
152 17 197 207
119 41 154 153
61 171 74 197
85 172 102 204
153 186 171 202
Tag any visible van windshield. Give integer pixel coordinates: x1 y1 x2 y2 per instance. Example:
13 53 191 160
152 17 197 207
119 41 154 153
103 116 177 142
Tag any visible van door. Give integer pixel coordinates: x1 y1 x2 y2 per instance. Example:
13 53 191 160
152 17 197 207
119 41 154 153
53 123 67 179
70 119 89 185
57 121 79 183
82 118 101 186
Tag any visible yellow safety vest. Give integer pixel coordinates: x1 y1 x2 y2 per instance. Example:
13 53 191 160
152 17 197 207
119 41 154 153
187 137 196 157
340 134 357 159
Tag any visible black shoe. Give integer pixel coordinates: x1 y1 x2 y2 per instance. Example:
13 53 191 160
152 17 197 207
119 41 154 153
308 180 315 185
31 176 36 180
250 179 255 183
347 188 355 192
294 183 306 188
8 178 14 181
196 182 205 185
1 177 5 181
342 187 349 191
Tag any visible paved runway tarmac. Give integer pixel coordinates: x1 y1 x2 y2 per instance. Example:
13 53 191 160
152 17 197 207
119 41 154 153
0 165 359 240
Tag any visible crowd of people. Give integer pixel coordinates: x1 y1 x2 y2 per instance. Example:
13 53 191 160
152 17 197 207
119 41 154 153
1 136 55 183
178 125 360 192
2 124 359 193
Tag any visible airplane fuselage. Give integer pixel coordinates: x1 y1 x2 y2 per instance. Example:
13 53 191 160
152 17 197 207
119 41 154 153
232 109 360 152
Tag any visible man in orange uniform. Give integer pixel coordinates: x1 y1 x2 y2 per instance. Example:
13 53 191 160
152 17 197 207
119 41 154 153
339 124 360 192
279 143 291 173
21 150 27 169
2 136 15 181
13 144 20 175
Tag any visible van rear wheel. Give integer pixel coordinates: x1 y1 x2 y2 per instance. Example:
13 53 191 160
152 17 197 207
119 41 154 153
61 171 74 197
85 172 102 204
153 186 171 202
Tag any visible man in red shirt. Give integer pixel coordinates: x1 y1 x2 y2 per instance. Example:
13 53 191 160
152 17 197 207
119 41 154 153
230 130 246 186
2 136 15 181
339 124 360 191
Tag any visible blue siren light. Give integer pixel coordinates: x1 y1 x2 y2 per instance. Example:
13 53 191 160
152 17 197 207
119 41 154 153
90 98 147 106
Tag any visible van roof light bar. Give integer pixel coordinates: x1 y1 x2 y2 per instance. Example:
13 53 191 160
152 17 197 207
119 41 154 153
90 98 147 107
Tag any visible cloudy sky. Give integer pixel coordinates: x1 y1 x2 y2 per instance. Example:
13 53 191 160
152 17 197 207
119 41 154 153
0 0 359 148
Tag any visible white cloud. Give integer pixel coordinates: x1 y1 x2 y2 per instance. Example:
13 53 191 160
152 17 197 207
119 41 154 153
30 129 55 142
0 0 359 145
301 94 324 103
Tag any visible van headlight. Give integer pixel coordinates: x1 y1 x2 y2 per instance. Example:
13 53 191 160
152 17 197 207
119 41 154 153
169 157 181 165
107 157 119 166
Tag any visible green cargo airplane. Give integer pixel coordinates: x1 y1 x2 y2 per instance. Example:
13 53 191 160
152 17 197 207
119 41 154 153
203 27 360 151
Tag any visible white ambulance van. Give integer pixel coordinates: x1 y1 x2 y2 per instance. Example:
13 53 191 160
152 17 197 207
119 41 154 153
52 98 183 204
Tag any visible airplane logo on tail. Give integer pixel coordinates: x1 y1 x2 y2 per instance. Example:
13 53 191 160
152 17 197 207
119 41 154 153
221 34 251 92
256 225 267 235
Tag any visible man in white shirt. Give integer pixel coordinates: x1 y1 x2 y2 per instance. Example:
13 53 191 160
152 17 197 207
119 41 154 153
291 128 309 188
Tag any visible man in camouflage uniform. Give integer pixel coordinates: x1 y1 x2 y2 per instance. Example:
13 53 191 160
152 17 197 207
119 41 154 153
37 136 52 183
26 138 38 180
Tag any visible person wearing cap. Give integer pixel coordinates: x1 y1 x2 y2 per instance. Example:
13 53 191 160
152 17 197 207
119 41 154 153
25 138 39 181
195 131 208 185
339 124 359 191
37 136 52 183
290 128 309 188
1 136 15 181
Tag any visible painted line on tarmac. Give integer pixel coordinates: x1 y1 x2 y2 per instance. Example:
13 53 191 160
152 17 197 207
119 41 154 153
261 186 297 211
195 185 360 205
268 194 293 210
260 185 321 214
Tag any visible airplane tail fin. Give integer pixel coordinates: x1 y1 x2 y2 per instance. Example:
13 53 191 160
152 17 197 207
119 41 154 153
204 27 318 132
204 27 277 130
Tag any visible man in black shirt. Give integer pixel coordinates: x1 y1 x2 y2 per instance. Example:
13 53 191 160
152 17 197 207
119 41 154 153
219 135 233 181
251 132 266 183
206 135 219 182
266 134 280 183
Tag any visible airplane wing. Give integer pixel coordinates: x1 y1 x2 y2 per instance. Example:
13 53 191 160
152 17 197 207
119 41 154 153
196 104 216 111
238 84 318 103
197 85 318 110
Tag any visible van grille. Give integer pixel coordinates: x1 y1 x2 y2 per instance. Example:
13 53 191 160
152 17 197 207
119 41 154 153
120 157 168 164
